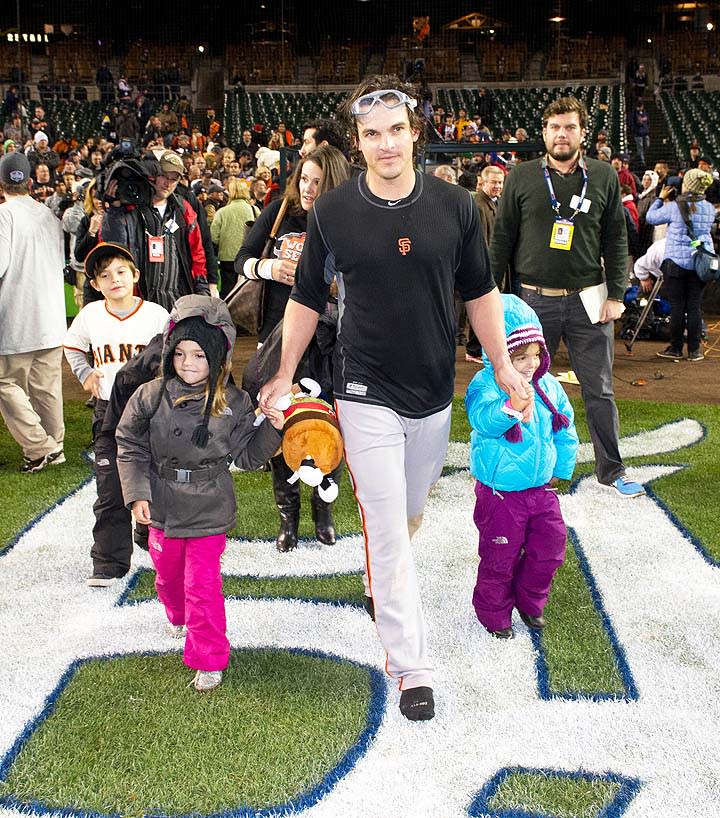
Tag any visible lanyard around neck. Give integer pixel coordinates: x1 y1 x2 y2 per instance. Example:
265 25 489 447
543 159 588 222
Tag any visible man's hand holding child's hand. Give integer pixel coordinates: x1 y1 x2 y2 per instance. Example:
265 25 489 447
510 388 534 422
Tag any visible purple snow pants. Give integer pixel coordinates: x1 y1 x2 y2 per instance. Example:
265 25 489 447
149 527 229 672
472 482 567 632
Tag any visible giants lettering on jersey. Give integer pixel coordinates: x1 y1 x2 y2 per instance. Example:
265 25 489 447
92 343 147 367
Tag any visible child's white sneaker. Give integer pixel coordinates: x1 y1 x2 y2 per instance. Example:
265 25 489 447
165 623 187 639
192 670 223 692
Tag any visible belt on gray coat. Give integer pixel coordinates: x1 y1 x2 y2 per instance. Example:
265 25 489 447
153 455 232 483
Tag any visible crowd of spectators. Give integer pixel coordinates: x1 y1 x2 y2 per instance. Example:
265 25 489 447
1 79 718 318
0 80 362 317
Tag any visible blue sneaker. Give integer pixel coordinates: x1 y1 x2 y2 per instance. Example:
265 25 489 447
612 476 645 498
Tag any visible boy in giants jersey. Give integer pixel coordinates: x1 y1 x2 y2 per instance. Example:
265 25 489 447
64 243 169 586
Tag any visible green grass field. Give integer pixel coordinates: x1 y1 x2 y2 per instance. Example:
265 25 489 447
1 650 376 814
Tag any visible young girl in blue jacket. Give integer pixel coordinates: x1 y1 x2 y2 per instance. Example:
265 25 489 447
465 295 578 639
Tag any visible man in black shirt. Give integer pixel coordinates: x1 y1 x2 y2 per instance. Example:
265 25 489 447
259 75 527 722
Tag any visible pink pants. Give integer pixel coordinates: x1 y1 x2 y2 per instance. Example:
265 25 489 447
148 527 229 672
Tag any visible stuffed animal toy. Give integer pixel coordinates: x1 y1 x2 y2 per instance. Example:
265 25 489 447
256 378 343 502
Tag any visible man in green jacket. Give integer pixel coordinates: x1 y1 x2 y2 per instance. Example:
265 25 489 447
490 96 645 498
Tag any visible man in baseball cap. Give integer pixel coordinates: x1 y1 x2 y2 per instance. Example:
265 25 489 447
0 151 31 185
158 150 184 177
0 151 66 472
611 153 638 197
150 150 186 219
101 148 210 311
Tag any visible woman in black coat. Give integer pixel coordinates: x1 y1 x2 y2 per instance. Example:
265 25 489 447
234 146 349 551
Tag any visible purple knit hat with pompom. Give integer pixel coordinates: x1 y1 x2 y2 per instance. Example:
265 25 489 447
504 323 570 443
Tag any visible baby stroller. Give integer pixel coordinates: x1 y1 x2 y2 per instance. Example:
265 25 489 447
620 280 672 351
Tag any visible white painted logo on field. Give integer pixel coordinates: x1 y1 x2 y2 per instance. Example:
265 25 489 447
0 419 718 817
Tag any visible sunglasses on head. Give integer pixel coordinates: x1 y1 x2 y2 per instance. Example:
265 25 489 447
350 89 418 116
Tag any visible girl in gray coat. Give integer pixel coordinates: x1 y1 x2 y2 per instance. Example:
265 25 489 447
117 296 283 692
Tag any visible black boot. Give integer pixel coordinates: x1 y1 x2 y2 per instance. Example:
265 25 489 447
311 490 336 545
270 455 300 552
311 459 343 545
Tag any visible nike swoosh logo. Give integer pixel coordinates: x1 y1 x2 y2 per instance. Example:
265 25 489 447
387 200 402 206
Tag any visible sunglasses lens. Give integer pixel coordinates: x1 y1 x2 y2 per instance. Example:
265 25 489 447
353 90 407 114
378 91 405 108
355 95 379 114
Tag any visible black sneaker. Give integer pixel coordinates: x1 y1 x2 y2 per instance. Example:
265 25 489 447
687 350 705 362
399 686 435 721
656 347 683 361
20 448 64 473
487 626 514 639
518 610 546 630
86 573 117 588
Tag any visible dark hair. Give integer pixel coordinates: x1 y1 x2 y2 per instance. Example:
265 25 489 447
458 172 476 190
88 253 138 282
340 74 425 163
283 145 350 216
301 118 348 156
542 96 589 131
2 180 29 195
